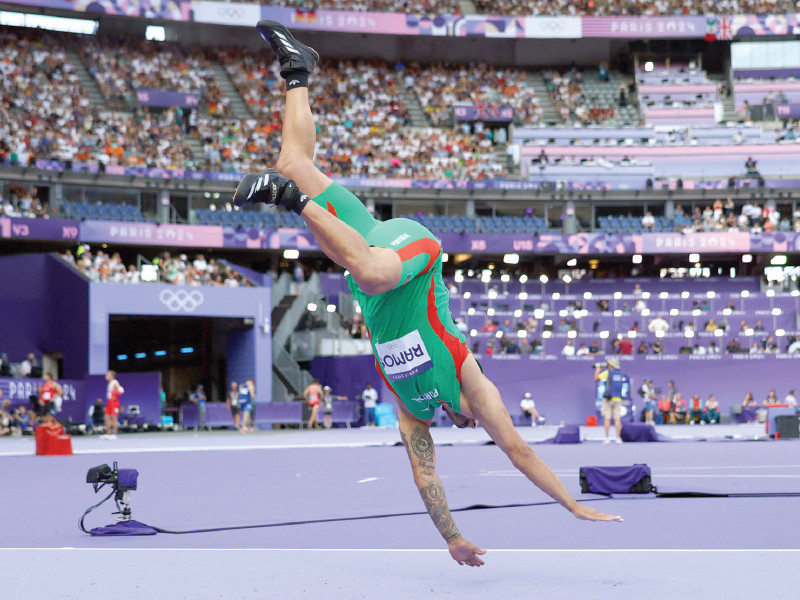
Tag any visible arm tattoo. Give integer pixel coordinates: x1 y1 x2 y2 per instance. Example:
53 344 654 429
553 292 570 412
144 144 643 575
401 425 461 542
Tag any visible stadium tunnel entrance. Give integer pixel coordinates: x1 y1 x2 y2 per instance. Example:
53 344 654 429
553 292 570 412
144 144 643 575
108 315 255 407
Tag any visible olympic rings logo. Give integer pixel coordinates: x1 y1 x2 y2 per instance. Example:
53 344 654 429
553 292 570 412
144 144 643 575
215 7 244 19
159 289 205 312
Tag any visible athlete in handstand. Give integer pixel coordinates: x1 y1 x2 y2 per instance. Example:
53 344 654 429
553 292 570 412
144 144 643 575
235 21 623 567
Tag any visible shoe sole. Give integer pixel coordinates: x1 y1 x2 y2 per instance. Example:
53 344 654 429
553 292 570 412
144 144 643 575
256 20 319 67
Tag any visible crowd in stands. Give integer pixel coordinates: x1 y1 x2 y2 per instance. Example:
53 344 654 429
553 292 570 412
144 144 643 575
663 199 800 233
61 249 254 286
404 62 541 126
80 35 230 114
472 0 798 16
544 68 620 126
1 185 49 218
277 0 460 13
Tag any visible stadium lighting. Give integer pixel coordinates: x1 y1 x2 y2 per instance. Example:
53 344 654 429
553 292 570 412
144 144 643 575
792 290 800 297
467 308 476 316
463 291 471 299
545 320 553 326
692 309 701 317
632 254 643 264
641 292 651 300
283 249 300 260
134 352 147 359
116 354 128 361
772 308 782 316
613 292 622 300
567 258 577 267
326 304 337 313
583 292 592 300
776 329 786 337
542 331 552 339
723 308 732 316
487 308 495 316
441 253 449 263
641 308 651 317
741 290 750 298
627 331 637 339
766 289 776 297
514 309 523 318
559 309 568 317
518 292 528 300
567 330 577 339
500 274 510 283
742 254 753 264
180 347 194 354
495 331 504 339
0 10 98 35
539 275 548 284
355 304 362 314
714 329 724 337
706 291 715 298
745 328 754 336
481 272 492 283
684 330 695 338
307 302 318 312
614 310 622 317
689 253 700 263
488 289 498 299
599 331 610 339
454 271 464 283
519 275 529 284
517 330 528 338
659 292 669 299
655 330 665 338
644 61 654 72
562 275 572 284
771 255 788 266
153 351 167 357
503 254 520 265
552 292 561 300
533 309 545 319
470 329 478 337
145 25 166 41
681 291 690 299
669 308 679 316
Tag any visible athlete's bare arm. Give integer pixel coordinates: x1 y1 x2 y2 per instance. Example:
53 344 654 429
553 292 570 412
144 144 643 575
397 405 486 567
458 354 623 523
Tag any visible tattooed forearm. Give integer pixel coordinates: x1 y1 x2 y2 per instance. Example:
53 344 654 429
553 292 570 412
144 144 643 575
401 425 461 542
420 481 461 542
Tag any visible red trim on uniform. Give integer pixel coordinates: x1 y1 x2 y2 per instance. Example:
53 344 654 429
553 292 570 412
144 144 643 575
325 200 338 218
426 273 469 383
396 238 440 277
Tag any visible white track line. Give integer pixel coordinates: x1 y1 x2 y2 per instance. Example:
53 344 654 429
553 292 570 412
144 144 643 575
2 548 798 553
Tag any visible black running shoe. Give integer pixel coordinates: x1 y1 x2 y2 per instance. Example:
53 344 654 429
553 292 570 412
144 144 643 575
233 169 310 215
256 20 319 79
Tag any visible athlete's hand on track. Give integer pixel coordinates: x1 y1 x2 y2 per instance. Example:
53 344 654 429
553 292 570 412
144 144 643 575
571 503 624 522
448 537 487 566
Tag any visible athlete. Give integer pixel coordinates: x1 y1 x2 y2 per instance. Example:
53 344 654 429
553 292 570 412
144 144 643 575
303 378 323 429
103 370 124 439
40 372 64 419
239 379 255 434
235 21 623 566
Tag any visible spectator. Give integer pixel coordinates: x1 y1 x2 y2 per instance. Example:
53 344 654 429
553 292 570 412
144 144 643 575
784 389 797 410
688 394 704 424
641 211 655 231
648 314 669 334
361 382 378 427
764 390 779 406
588 341 602 355
657 395 673 425
321 385 346 430
614 336 633 355
595 358 629 444
561 339 576 356
519 392 541 426
703 395 720 424
708 342 720 354
650 340 664 354
576 343 589 356
637 341 649 355
19 352 40 378
238 379 255 434
672 392 687 424
0 353 10 377
742 391 757 407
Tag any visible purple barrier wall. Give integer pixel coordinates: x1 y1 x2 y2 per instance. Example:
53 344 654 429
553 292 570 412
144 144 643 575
310 355 383 406
136 88 199 109
84 372 162 425
46 255 90 379
0 376 84 422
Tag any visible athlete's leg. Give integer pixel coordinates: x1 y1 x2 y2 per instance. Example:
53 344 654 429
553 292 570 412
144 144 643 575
457 354 622 522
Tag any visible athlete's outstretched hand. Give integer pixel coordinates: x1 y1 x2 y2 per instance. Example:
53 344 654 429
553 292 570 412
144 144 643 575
571 503 624 522
448 537 487 566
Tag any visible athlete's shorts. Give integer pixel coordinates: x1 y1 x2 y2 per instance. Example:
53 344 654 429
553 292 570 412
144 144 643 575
240 403 252 414
316 183 471 421
105 400 120 417
601 398 621 420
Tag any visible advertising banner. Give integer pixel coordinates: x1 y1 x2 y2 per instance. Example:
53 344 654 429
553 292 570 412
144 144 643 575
0 217 80 241
79 221 224 247
453 103 514 122
136 88 199 109
581 16 707 38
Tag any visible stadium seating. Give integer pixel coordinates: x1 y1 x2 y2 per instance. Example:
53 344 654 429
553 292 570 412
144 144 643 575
61 201 145 222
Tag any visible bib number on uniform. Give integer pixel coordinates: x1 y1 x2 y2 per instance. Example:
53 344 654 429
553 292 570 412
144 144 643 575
376 330 433 382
